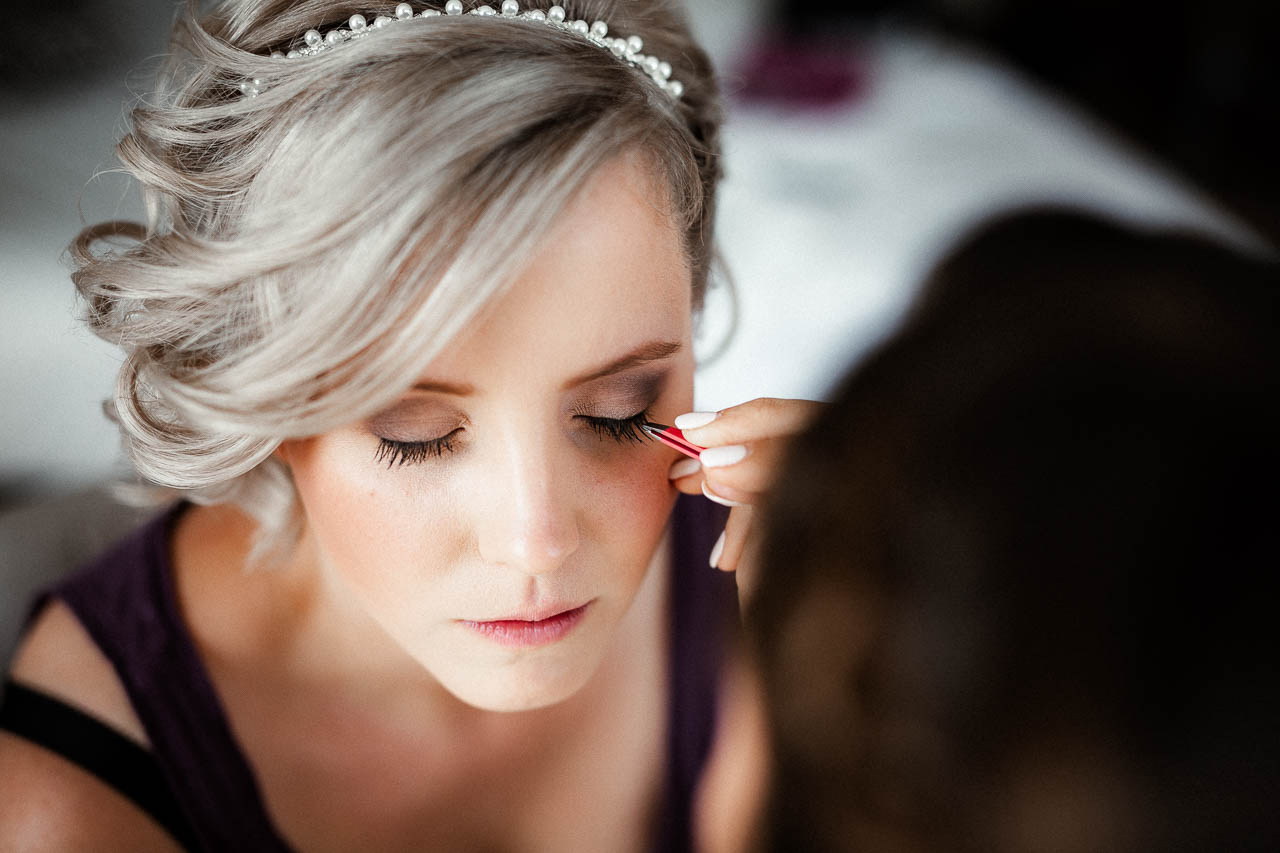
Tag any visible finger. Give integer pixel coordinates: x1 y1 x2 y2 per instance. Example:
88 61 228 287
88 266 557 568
675 398 824 447
669 456 702 480
702 480 751 507
672 475 704 496
711 505 754 573
700 437 790 495
701 468 757 502
735 528 764 603
669 450 763 505
669 456 705 496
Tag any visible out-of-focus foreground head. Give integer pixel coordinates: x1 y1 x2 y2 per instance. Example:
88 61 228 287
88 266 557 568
745 209 1280 852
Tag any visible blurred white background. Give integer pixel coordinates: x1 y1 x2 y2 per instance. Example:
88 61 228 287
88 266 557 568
0 0 1251 509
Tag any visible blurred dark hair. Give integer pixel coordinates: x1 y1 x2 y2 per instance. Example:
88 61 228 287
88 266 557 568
748 209 1280 852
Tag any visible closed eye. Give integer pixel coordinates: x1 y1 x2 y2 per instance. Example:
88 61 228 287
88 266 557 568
375 431 461 467
579 409 651 444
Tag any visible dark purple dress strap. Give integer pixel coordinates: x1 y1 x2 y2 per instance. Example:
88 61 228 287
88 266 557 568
655 493 738 852
44 503 292 852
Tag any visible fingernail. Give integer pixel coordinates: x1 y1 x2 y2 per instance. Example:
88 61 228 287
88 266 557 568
699 444 748 468
668 457 702 479
702 480 747 507
675 411 718 430
709 529 726 568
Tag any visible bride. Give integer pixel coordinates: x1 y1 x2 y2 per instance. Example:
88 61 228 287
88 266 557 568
0 1 816 850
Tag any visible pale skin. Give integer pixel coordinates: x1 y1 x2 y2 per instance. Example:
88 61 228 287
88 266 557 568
1 152 817 850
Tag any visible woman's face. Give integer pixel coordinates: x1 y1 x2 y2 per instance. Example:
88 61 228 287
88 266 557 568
283 154 695 711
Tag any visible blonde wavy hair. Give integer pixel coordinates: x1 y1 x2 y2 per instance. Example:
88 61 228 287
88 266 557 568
71 0 723 551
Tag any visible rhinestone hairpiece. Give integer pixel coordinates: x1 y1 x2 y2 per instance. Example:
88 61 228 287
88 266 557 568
242 1 683 99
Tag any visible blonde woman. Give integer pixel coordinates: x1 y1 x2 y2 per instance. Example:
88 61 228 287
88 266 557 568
0 0 815 850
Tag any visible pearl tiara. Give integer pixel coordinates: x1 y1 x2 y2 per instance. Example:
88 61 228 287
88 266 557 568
242 1 684 99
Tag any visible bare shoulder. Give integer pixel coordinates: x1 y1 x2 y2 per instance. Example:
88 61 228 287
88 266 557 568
0 731 183 852
8 599 148 746
1 602 181 850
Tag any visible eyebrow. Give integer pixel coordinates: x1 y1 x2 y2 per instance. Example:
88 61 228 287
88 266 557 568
409 340 683 397
561 339 683 390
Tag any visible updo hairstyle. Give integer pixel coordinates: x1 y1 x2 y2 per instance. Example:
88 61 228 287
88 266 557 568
70 0 724 550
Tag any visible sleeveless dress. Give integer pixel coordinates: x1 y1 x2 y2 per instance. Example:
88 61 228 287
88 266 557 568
0 494 736 852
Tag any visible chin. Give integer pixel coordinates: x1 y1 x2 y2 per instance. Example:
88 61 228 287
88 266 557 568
436 652 602 713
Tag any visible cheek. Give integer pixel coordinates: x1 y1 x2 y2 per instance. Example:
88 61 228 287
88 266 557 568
286 434 462 601
579 368 694 571
585 445 678 566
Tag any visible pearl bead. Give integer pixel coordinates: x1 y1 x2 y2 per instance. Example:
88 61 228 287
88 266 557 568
263 0 683 100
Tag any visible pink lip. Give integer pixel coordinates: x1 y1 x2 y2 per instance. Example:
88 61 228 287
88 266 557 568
461 602 591 648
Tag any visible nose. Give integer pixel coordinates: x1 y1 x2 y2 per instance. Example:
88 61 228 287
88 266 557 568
475 427 581 577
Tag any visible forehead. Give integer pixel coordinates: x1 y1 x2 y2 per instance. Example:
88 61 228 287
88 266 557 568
428 153 693 386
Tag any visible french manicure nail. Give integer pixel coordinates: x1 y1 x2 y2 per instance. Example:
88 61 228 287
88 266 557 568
674 411 718 430
709 529 725 568
699 444 748 468
668 457 702 479
702 480 748 508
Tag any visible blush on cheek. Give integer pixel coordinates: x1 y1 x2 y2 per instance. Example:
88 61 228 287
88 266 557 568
286 434 460 603
584 448 679 564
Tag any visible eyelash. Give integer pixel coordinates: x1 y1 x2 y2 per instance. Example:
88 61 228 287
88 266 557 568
581 408 651 445
374 408 651 468
375 432 461 468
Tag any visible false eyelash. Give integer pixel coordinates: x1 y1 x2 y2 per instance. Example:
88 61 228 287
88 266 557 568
581 409 651 444
376 432 460 468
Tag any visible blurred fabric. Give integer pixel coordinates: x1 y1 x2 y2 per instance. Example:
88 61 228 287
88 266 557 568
761 0 1280 243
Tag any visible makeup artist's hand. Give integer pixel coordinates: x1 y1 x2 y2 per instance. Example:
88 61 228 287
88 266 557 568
668 398 824 590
